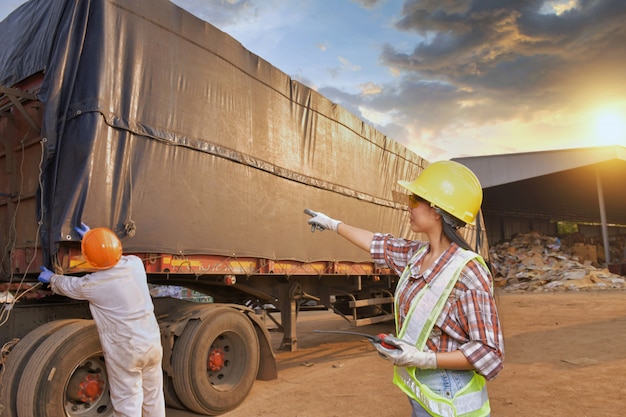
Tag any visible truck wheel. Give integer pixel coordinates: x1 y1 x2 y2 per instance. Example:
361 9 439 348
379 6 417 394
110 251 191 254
163 372 187 410
0 319 79 417
172 307 260 415
16 320 114 417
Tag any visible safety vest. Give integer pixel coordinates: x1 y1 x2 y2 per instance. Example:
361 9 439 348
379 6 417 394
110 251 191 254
392 246 491 417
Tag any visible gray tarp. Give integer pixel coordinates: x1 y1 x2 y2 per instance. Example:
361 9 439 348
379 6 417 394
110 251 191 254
1 0 427 265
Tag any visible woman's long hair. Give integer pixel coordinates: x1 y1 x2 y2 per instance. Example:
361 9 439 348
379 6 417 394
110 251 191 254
438 209 472 251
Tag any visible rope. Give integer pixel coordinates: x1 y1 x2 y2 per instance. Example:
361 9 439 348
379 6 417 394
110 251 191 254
0 134 45 327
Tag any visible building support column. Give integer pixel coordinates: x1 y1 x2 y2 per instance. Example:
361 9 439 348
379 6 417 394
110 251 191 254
596 170 610 266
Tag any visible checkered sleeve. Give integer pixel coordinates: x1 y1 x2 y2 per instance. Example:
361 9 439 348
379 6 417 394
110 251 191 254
370 233 423 276
456 260 505 380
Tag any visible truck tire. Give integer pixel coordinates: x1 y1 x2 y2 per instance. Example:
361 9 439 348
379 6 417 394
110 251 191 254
16 320 114 417
171 307 260 415
0 319 79 417
163 372 187 410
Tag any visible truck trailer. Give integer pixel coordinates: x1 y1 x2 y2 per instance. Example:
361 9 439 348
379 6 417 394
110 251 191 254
0 0 488 416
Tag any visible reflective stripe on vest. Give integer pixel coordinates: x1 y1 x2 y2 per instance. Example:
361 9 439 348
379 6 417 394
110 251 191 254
395 248 477 346
394 368 490 417
393 247 490 417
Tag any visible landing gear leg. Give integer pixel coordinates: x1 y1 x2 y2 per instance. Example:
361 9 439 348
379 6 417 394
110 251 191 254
278 282 298 351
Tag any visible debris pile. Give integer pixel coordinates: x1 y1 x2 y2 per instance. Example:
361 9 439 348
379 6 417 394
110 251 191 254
489 232 626 292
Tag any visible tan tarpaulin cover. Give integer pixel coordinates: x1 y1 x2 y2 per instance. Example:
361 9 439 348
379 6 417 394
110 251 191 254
0 0 431 265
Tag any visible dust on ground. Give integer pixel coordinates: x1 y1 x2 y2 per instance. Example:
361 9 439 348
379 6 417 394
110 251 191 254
167 290 626 417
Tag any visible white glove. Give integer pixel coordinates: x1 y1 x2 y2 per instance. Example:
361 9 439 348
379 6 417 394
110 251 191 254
304 209 342 233
373 334 437 369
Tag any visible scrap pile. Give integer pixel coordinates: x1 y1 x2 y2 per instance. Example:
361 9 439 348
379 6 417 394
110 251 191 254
489 232 626 292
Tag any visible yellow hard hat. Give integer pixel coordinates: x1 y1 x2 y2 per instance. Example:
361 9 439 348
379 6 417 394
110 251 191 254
81 228 123 269
398 160 483 225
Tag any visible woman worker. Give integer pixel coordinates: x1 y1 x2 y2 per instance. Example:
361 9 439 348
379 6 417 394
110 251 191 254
306 160 504 417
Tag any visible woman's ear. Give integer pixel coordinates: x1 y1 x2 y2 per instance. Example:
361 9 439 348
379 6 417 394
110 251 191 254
432 207 443 222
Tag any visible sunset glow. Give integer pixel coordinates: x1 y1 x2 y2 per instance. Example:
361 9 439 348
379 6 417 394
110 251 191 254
592 106 626 146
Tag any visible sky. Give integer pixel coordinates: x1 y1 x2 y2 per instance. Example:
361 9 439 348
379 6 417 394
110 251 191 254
2 0 626 161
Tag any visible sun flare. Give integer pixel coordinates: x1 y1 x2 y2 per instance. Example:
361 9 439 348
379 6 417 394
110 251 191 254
591 106 626 146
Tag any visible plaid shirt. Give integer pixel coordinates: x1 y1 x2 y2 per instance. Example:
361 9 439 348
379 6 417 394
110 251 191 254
371 233 504 380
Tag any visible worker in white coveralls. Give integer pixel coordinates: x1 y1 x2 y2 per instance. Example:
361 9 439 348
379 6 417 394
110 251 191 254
306 161 504 417
38 224 166 417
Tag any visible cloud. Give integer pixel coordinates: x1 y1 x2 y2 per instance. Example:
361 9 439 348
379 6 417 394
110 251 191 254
317 41 331 52
338 56 361 72
346 0 626 158
360 82 382 95
173 0 257 26
350 0 388 9
388 1 626 96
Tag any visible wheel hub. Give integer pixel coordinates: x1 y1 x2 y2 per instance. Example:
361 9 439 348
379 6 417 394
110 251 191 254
67 369 105 404
208 347 226 371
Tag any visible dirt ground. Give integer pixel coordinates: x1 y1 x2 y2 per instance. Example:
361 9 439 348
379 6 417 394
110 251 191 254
167 290 626 417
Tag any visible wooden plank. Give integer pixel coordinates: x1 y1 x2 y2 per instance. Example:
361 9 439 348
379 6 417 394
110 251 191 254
348 297 393 308
351 314 394 327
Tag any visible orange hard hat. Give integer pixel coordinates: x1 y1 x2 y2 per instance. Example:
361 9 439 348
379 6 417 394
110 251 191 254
81 228 123 269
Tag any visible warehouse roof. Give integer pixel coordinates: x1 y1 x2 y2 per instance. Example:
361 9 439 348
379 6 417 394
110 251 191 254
453 145 626 225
